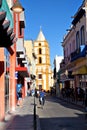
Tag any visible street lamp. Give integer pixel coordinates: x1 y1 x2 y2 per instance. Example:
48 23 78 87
11 0 24 13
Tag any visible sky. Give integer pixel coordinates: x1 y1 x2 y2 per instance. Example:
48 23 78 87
20 0 83 67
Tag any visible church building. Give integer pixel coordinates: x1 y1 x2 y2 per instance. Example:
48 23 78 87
34 29 52 91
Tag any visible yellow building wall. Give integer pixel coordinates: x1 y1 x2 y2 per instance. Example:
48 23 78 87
34 40 52 91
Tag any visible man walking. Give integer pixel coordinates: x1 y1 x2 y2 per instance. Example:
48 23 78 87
39 89 45 106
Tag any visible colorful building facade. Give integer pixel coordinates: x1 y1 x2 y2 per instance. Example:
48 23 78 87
59 0 87 94
0 0 29 121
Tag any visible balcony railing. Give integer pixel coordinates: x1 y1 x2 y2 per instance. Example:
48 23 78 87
71 48 80 60
71 45 87 62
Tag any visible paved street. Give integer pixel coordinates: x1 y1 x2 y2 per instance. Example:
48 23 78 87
36 95 87 130
0 96 35 130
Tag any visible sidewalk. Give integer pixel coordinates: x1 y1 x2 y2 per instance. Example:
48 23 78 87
0 96 40 130
58 96 85 109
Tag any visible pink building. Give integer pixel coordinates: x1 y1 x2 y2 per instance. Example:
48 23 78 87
0 0 29 121
59 0 87 97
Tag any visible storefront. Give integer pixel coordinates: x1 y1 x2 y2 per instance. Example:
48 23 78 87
72 65 87 90
60 70 74 88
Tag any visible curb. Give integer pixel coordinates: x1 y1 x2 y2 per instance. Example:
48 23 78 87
36 115 41 130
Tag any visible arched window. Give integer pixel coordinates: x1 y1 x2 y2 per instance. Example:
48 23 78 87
39 57 42 63
80 25 85 45
39 48 42 54
76 31 80 49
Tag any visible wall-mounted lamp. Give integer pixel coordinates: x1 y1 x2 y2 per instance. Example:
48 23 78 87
11 0 24 13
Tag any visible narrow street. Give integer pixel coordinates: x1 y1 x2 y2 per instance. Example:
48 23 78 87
36 95 87 130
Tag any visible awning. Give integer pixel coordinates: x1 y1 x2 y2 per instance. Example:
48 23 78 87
72 66 87 75
16 66 29 77
7 66 29 77
16 66 27 71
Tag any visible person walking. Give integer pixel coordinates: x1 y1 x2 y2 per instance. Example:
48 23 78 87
39 89 46 108
16 81 23 106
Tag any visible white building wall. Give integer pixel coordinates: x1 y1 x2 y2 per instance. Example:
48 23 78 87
55 55 63 72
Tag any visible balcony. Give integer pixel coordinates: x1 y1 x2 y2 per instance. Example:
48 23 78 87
71 45 87 62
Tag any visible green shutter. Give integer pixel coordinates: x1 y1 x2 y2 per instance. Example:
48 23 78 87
0 0 13 28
